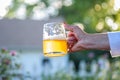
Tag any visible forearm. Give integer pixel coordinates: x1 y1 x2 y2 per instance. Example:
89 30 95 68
84 33 110 50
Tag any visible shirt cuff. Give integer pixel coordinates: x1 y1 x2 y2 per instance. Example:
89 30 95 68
108 32 120 57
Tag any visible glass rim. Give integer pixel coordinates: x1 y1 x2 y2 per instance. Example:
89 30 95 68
44 22 63 26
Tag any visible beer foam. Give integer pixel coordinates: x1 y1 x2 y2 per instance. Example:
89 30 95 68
43 34 66 40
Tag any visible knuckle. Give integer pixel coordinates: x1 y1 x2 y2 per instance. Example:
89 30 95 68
73 26 79 30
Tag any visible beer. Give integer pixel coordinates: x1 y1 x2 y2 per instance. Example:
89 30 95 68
43 34 67 57
43 39 67 57
43 22 67 57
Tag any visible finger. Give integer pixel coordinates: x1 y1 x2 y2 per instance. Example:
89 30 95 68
67 39 77 52
67 36 76 41
67 40 75 44
64 23 85 39
67 38 76 46
68 43 74 52
64 23 82 32
67 31 74 37
67 39 75 51
67 37 77 47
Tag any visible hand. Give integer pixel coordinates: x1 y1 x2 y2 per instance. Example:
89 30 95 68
64 23 88 52
64 23 110 52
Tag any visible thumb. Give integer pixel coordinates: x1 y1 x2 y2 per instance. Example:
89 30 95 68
64 23 85 39
64 23 84 34
64 23 74 31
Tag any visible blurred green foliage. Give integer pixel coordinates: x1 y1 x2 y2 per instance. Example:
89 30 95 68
5 0 55 19
59 0 120 33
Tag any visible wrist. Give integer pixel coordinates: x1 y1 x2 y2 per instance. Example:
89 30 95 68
81 33 110 50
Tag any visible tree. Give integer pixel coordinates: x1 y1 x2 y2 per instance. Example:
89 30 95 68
59 0 120 32
4 0 62 20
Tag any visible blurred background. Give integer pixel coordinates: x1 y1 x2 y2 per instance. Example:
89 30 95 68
0 0 120 80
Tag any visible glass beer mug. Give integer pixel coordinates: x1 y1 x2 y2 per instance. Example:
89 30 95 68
43 22 67 57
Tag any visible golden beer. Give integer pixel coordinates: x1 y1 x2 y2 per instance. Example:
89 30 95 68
43 39 67 57
43 22 67 57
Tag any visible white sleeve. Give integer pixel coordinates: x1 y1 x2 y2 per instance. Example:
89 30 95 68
108 32 120 57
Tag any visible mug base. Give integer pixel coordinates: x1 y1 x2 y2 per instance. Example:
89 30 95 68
44 52 66 57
